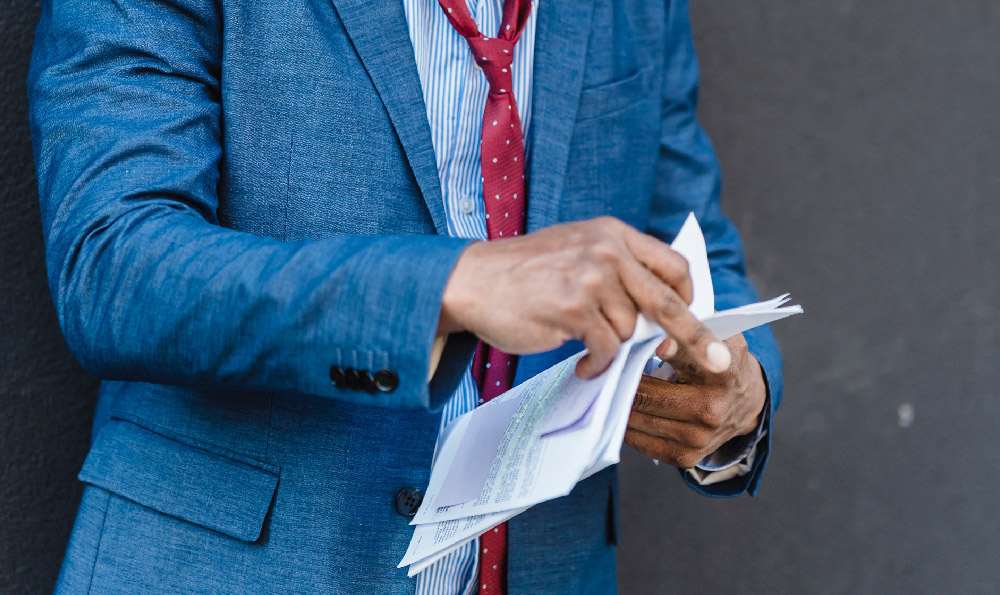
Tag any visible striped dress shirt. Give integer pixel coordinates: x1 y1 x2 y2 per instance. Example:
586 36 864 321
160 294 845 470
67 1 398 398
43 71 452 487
402 1 537 593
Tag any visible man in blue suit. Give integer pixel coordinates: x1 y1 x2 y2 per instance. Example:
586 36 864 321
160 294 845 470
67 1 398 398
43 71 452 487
29 0 783 592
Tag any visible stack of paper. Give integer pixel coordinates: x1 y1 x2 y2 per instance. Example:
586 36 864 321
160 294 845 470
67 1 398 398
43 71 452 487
399 214 802 575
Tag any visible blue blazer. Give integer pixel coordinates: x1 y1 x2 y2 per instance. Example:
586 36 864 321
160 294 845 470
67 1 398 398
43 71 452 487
29 0 782 592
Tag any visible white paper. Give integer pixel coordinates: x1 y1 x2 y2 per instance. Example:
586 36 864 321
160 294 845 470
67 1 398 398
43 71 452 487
400 213 802 574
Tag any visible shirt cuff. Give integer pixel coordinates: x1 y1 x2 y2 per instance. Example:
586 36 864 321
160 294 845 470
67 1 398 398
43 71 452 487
694 391 770 472
644 355 770 484
686 442 759 486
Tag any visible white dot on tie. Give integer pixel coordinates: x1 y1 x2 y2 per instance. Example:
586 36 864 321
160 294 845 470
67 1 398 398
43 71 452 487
447 7 452 12
506 24 511 30
484 548 488 553
513 231 517 235
482 56 487 61
513 156 518 161
486 213 490 218
502 68 508 73
483 586 487 590
503 175 507 181
483 36 489 41
503 48 509 53
493 565 498 570
510 123 514 128
506 139 510 144
499 231 503 236
505 212 508 217
495 194 499 199
496 381 500 386
492 157 498 163
494 528 499 533
485 363 491 368
513 193 517 198
499 89 506 93
492 120 497 126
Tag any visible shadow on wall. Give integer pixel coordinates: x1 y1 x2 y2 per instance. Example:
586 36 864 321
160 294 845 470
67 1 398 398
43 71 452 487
0 3 101 592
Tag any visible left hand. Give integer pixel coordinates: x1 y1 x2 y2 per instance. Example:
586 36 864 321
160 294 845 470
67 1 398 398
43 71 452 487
625 333 766 468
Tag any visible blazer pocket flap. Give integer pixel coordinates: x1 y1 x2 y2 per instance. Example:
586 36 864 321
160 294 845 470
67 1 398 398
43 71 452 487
79 417 279 543
577 64 655 121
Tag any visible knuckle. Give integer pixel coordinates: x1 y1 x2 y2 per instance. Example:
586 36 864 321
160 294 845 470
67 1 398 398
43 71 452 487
678 454 702 469
613 316 636 340
578 269 604 292
632 388 653 412
655 291 688 320
688 428 713 451
689 323 711 346
670 450 700 469
562 290 591 318
664 252 690 280
698 400 725 427
589 241 620 264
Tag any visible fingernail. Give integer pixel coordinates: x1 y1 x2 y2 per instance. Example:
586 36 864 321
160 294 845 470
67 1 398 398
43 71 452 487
706 342 731 373
663 339 678 358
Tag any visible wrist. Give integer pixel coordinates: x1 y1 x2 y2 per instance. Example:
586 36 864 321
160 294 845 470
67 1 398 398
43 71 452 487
747 354 767 428
736 353 767 436
438 241 485 336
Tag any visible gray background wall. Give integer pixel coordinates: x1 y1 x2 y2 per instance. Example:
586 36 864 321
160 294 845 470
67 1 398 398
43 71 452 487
1 1 997 593
617 2 1000 594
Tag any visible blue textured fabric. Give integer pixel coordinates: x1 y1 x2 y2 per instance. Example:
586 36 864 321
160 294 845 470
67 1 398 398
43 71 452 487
29 0 783 592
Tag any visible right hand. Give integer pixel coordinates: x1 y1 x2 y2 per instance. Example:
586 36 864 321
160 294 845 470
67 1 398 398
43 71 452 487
438 217 731 378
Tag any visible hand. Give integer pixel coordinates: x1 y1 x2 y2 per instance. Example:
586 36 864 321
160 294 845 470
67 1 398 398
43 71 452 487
438 217 732 378
624 333 766 468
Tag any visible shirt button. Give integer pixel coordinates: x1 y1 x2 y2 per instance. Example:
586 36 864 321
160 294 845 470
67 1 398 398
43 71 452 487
395 487 423 517
459 197 475 214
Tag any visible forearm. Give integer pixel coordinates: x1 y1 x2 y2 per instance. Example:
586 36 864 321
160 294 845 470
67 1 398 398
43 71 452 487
48 208 473 406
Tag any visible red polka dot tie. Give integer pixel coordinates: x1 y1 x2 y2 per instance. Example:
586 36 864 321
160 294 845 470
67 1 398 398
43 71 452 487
436 0 532 593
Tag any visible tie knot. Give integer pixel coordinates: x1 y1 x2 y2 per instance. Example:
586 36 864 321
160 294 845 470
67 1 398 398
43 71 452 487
467 36 514 93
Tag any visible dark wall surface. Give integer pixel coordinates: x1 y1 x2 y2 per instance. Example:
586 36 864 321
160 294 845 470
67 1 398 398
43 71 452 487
617 2 1000 594
1 0 997 593
1 3 100 593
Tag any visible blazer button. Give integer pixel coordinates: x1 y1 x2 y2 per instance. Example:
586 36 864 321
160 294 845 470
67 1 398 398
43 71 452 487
360 370 377 394
395 487 423 517
373 369 399 393
329 365 346 388
344 367 363 391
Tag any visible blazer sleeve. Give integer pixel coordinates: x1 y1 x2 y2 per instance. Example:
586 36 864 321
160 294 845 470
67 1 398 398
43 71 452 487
28 0 476 411
645 0 784 497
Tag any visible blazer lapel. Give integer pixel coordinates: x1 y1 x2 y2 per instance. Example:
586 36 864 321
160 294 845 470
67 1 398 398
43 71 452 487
526 0 596 232
330 0 450 235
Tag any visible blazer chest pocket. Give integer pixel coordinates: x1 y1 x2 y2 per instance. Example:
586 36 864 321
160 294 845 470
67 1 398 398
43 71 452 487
79 416 280 543
575 64 655 122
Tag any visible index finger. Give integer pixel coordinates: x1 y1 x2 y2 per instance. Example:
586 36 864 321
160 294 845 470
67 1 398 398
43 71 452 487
622 228 694 306
617 258 731 374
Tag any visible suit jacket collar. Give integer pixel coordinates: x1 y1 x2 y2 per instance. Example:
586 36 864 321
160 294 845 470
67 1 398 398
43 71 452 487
526 0 596 232
331 0 450 235
331 0 596 235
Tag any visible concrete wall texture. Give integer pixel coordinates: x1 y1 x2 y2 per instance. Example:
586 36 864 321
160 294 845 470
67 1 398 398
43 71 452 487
2 1 998 593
